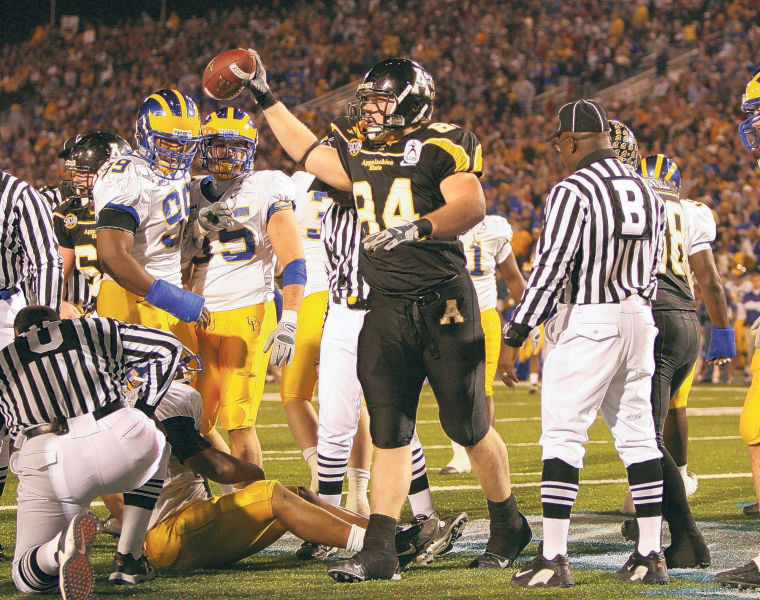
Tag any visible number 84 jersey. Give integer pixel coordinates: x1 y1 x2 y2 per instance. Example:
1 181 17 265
188 171 297 312
94 154 190 287
331 117 482 295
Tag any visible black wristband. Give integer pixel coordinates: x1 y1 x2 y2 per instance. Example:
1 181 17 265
299 139 322 167
502 322 531 347
257 89 278 110
414 217 433 238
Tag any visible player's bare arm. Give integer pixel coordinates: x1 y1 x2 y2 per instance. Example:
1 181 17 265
246 52 352 191
691 249 733 364
268 208 306 315
98 228 210 327
185 446 265 486
427 172 485 236
498 252 526 303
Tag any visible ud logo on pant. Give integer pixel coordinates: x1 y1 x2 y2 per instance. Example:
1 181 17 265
440 299 465 325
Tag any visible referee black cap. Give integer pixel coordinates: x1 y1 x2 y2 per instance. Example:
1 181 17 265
548 99 609 140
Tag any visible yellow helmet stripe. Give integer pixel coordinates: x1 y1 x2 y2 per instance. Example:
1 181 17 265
653 154 664 179
664 162 678 181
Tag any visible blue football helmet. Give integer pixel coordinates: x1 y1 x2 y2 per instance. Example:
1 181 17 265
200 107 258 178
135 89 201 179
637 154 681 193
739 71 760 152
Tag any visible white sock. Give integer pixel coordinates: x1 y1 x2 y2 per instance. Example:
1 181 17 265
542 517 570 559
346 524 366 552
529 372 539 384
37 534 62 574
117 505 153 558
636 516 662 555
446 441 470 469
408 489 435 519
346 467 370 511
677 464 687 477
303 446 319 493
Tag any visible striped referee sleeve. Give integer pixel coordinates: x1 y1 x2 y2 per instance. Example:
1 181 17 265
512 184 586 328
17 186 63 311
116 321 183 415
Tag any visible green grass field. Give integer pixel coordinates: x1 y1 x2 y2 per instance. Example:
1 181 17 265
0 382 755 599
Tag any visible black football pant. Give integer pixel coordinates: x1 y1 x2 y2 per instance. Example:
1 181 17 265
357 274 489 449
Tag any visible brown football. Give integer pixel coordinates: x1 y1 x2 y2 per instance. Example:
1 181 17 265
202 48 257 101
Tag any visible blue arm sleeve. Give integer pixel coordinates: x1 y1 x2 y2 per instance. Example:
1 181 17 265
282 258 307 287
144 279 205 322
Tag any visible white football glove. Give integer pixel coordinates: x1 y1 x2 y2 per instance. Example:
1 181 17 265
752 317 760 349
198 201 234 233
528 326 541 353
264 320 297 367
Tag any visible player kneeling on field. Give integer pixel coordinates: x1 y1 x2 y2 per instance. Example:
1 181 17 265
143 378 462 571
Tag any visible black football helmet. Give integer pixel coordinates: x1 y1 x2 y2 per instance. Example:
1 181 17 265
608 120 640 169
348 58 435 142
61 132 132 206
57 134 82 159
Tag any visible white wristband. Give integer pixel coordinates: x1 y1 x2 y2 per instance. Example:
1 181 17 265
281 309 298 324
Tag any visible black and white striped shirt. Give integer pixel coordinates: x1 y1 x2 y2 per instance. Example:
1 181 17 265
511 150 665 329
322 203 370 301
0 317 182 437
0 172 62 310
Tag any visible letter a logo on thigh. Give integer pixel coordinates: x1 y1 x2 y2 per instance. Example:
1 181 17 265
440 299 465 325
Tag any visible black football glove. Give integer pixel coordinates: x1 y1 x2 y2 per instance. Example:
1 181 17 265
244 49 277 109
362 218 432 252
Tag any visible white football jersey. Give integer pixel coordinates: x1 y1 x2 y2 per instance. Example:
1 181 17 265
682 199 716 257
460 215 513 311
148 382 209 529
291 172 330 297
188 171 296 312
93 154 190 287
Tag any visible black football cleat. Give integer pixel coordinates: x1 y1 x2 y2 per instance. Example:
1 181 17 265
413 512 468 565
108 552 155 585
511 547 574 588
469 512 531 569
327 550 400 583
296 541 338 561
615 549 668 584
715 561 760 590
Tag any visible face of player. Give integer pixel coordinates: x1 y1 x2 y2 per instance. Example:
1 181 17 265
361 93 399 142
154 136 197 174
64 168 96 204
206 140 249 179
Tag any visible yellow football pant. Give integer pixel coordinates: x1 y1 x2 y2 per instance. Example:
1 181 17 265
145 480 290 569
96 279 194 346
669 363 696 410
741 349 760 446
481 308 502 397
280 291 328 405
195 302 276 434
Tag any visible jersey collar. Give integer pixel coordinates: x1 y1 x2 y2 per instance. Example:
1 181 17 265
577 148 617 170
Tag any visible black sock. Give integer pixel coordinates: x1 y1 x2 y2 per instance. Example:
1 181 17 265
362 514 397 555
486 494 526 556
660 446 695 530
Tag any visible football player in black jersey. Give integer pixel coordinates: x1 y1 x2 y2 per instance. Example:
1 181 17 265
610 137 733 569
52 132 131 318
245 54 530 581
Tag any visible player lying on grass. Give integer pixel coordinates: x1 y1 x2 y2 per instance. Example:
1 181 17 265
139 379 464 570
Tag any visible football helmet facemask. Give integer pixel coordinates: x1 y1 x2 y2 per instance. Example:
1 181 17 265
637 153 681 194
739 71 760 154
200 107 258 179
608 120 640 169
61 132 132 207
348 58 435 142
135 89 201 179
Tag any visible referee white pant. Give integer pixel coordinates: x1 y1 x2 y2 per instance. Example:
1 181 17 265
11 406 165 592
540 295 662 469
317 302 366 471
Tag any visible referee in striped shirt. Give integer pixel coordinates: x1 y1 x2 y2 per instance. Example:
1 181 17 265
501 100 669 587
0 169 63 559
6 305 181 598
